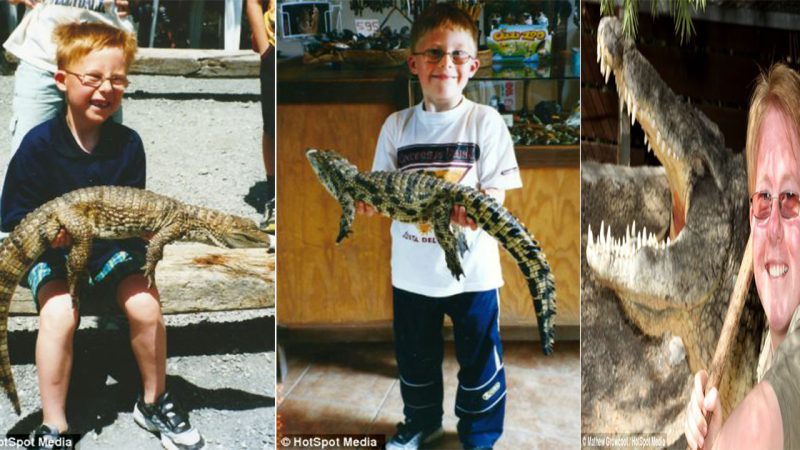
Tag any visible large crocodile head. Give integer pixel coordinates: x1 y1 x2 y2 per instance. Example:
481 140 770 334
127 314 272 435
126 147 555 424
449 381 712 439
587 17 752 343
583 16 762 426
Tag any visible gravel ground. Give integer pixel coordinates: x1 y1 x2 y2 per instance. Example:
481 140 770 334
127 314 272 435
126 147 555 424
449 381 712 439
0 74 276 449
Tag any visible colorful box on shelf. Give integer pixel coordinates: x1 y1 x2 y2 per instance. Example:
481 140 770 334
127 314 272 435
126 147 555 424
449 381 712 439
487 24 551 63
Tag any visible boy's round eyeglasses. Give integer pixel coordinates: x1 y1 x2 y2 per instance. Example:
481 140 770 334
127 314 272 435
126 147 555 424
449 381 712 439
750 191 800 220
412 48 474 65
65 70 130 89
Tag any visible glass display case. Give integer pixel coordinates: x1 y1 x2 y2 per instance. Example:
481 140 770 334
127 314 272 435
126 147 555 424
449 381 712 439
408 52 579 168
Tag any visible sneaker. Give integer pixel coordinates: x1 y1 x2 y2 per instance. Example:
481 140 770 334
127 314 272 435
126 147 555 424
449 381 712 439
28 423 75 450
261 198 276 235
133 391 205 450
385 421 443 450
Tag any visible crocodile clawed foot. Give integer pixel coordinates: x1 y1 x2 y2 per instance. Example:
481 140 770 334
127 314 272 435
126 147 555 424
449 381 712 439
446 264 465 280
144 270 156 289
335 230 351 244
67 278 83 310
69 288 81 310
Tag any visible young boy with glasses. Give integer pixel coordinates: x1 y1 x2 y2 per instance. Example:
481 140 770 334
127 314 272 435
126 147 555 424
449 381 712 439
0 22 205 450
361 4 522 450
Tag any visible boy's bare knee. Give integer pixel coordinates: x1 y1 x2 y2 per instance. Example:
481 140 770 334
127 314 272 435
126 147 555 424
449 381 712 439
38 281 78 335
118 274 162 324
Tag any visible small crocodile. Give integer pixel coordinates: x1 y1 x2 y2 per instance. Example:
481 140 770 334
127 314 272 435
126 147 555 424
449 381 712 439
0 185 270 414
306 149 556 354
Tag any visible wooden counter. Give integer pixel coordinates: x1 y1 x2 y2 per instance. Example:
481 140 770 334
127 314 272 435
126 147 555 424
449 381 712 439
277 57 407 106
277 57 579 342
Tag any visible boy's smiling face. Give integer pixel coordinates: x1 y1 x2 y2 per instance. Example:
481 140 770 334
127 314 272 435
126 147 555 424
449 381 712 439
409 27 480 112
55 47 128 128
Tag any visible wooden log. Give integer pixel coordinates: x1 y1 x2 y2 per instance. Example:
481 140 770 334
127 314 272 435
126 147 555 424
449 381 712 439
130 48 260 77
5 49 261 77
10 243 274 316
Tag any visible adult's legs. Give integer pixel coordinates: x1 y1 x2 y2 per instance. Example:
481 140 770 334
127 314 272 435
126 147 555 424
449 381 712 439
260 48 276 199
9 62 63 154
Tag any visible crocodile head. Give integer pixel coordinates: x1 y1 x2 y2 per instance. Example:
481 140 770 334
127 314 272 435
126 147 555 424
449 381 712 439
185 208 270 248
582 17 764 438
306 148 360 200
586 17 749 319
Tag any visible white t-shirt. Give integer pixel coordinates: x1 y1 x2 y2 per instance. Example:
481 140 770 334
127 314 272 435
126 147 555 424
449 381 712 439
4 1 134 73
373 97 523 297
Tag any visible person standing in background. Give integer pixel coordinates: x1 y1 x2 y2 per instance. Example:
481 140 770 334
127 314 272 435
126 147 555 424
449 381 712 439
4 0 132 154
246 0 275 207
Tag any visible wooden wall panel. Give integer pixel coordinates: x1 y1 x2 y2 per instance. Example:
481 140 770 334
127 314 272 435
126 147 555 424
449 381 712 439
278 103 581 332
500 167 580 328
277 103 396 325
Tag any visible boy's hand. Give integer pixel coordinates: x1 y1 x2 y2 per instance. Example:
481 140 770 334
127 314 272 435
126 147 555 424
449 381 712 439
356 201 377 217
51 229 73 248
451 205 478 230
113 0 129 17
9 0 37 8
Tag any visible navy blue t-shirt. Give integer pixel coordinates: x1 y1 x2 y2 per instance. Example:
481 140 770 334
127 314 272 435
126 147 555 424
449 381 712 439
1 113 147 275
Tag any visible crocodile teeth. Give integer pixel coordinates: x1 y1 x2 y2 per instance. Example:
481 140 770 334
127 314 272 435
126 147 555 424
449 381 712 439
604 63 611 83
597 38 601 63
599 221 605 246
631 102 637 126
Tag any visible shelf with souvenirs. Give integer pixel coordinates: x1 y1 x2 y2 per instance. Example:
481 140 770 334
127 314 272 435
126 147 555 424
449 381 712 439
408 59 580 168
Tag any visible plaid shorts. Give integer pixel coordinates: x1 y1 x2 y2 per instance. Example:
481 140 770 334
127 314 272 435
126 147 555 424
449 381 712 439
26 250 145 311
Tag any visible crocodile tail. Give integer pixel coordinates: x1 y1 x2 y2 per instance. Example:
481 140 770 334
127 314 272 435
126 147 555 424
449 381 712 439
0 236 27 414
463 189 557 355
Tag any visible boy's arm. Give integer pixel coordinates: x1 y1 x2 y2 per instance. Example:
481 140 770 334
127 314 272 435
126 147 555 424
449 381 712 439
478 111 522 192
0 148 51 233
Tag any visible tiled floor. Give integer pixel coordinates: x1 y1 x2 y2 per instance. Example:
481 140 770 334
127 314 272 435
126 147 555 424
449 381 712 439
278 341 580 449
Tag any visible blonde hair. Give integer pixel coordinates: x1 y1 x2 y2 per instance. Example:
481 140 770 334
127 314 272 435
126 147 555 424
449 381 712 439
746 63 800 193
53 21 137 70
410 3 478 52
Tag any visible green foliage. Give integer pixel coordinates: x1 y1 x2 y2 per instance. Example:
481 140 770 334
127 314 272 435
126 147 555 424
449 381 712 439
599 0 707 43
